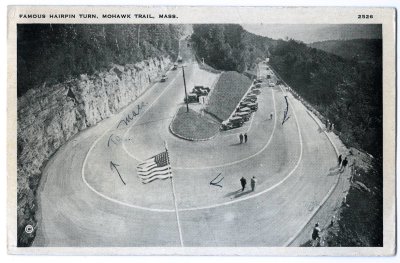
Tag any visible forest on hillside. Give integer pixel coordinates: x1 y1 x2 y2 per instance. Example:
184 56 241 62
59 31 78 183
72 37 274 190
269 39 382 158
309 38 382 62
191 24 276 73
191 24 382 159
17 24 185 97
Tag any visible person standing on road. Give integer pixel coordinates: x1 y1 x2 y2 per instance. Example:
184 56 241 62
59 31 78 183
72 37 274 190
240 177 247 191
341 157 349 172
244 133 248 143
250 176 257 191
329 122 333 132
338 154 342 167
239 133 243 144
270 112 273 120
312 223 321 246
350 159 357 175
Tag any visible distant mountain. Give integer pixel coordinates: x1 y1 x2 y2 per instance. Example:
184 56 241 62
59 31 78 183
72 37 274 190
309 39 382 62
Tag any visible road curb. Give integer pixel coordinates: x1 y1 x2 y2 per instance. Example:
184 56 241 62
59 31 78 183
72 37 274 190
284 108 342 246
168 107 219 142
270 65 347 247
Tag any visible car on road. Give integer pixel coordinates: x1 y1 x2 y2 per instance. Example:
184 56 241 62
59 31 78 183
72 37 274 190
234 111 251 122
243 97 257 103
237 106 251 113
184 93 199 103
160 74 168 82
246 93 257 100
177 56 183 63
246 102 258 112
192 86 210 96
251 89 261 95
221 117 244 130
172 64 178 70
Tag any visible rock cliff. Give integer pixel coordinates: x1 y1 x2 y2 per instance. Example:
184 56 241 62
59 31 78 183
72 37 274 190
17 56 171 246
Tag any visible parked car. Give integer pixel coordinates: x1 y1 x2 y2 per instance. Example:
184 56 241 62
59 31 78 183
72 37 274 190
243 96 257 103
221 117 244 130
246 102 258 112
184 93 199 103
237 106 251 113
160 74 168 82
251 89 261 95
192 86 210 96
234 111 251 122
172 64 178 70
177 56 183 63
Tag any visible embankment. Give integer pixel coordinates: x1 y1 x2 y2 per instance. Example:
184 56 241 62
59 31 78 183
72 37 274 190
17 56 171 246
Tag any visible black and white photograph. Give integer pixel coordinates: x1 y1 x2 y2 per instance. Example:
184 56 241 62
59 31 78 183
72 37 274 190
7 6 396 256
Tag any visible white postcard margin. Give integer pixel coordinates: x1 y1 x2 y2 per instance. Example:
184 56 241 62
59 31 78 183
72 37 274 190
7 5 396 256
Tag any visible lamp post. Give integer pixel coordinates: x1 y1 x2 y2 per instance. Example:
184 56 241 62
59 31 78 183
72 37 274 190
181 65 189 112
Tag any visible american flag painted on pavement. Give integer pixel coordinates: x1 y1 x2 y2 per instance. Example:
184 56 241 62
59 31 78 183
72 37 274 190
137 150 172 184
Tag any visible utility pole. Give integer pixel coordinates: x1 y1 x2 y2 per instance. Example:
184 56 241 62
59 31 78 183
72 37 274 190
181 65 189 112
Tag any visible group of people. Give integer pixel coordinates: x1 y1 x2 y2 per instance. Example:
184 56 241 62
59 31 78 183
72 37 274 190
239 133 248 144
240 176 257 192
337 154 349 172
325 119 335 132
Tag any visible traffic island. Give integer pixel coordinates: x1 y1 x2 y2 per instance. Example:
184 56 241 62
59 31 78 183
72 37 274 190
169 106 220 141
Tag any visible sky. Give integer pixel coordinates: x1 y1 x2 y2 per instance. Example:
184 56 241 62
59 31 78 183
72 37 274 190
242 24 382 43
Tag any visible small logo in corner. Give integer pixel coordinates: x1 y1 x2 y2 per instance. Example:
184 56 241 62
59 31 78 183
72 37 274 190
25 224 34 234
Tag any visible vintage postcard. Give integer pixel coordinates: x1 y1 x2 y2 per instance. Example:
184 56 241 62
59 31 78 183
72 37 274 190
7 6 396 256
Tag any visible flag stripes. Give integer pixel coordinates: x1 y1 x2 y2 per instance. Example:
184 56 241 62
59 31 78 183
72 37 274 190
136 150 172 184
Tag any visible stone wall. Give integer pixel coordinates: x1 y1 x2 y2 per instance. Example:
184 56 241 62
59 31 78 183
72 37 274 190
16 56 171 246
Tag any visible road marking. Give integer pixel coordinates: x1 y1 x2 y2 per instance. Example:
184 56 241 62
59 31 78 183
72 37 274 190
80 85 305 213
174 88 277 170
121 63 196 163
246 111 255 133
170 176 184 247
177 87 304 211
82 68 183 213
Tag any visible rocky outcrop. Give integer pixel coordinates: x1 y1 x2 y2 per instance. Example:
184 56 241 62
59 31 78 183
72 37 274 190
17 56 171 246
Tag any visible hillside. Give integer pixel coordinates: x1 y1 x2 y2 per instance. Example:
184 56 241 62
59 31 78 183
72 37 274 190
17 24 186 97
191 24 276 73
309 38 382 62
17 24 185 247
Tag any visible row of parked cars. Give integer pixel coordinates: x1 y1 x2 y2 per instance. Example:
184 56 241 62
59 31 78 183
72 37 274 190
221 79 263 131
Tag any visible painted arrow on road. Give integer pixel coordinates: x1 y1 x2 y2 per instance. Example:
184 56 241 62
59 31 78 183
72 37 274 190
110 161 126 185
210 173 224 188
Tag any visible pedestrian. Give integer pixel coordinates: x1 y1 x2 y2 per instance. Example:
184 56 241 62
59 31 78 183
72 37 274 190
325 119 328 129
338 154 342 167
331 123 335 132
250 176 257 191
341 157 348 172
239 133 243 144
327 120 330 131
270 112 273 120
351 159 357 175
240 177 247 191
244 133 248 143
329 122 333 132
312 223 321 246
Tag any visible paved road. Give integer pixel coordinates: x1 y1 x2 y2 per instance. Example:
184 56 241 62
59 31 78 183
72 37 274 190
34 42 340 247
